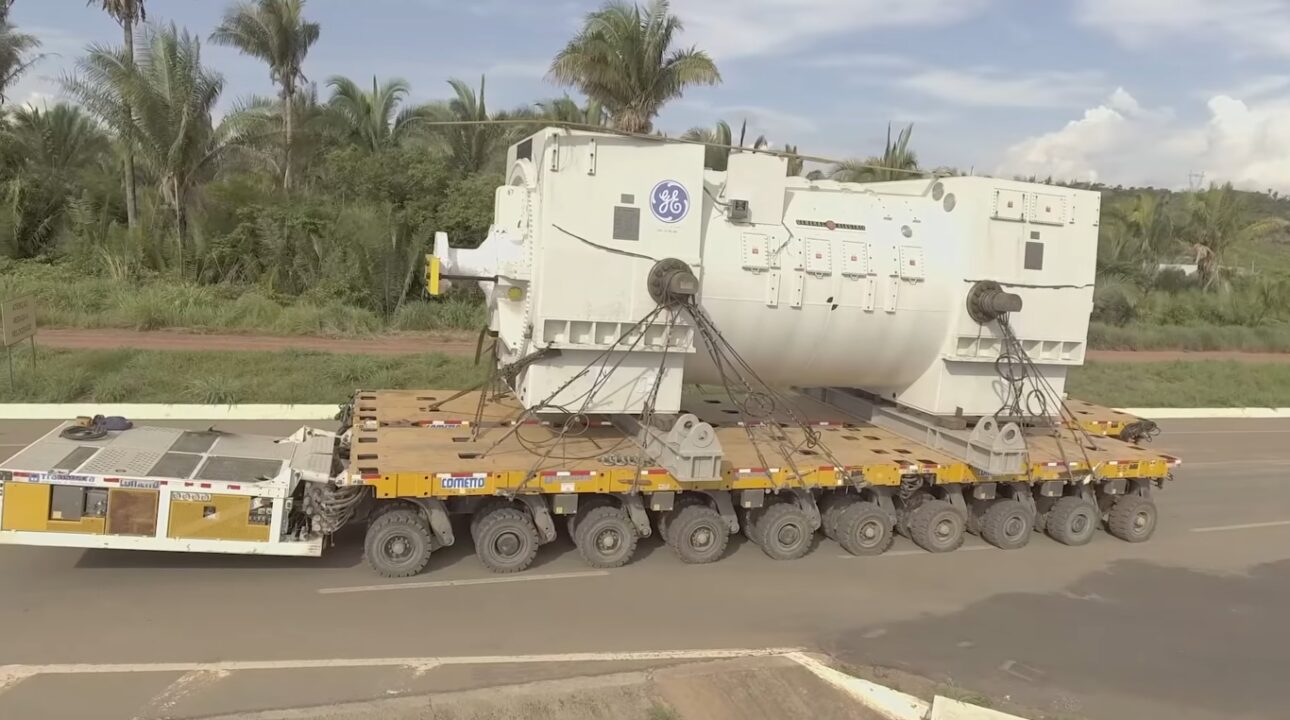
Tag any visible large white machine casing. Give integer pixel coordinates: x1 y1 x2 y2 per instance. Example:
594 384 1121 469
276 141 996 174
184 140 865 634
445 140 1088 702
444 129 1100 418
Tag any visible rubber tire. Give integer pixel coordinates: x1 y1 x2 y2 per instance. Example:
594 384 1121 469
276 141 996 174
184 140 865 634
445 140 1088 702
567 496 613 544
907 499 966 553
1046 496 1098 546
474 507 540 573
364 509 433 578
470 499 511 544
1107 495 1157 543
667 504 729 564
574 505 639 568
835 502 895 556
754 502 815 561
820 494 860 540
742 505 767 542
980 500 1033 550
658 494 705 544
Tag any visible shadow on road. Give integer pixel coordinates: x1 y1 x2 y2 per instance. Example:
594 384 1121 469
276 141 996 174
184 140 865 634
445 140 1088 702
825 558 1290 720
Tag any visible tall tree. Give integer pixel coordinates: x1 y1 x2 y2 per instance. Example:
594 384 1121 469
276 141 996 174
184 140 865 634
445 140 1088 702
326 75 427 152
1183 183 1287 291
0 0 41 106
831 123 919 183
210 0 319 192
228 83 330 184
548 0 720 133
86 0 144 229
65 24 236 273
429 76 510 174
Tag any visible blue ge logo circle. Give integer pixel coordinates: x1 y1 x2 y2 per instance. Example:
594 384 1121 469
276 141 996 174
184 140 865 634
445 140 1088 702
650 180 689 223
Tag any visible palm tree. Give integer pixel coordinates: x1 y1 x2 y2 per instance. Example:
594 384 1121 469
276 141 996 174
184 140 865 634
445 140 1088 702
536 95 608 127
428 76 512 174
64 24 237 272
681 119 767 171
326 76 428 152
1183 183 1287 291
228 83 331 183
0 0 42 106
86 0 144 229
831 123 919 183
4 103 110 172
210 0 319 192
548 0 720 133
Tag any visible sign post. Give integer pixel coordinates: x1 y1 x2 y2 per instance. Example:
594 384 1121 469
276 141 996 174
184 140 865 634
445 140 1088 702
1 295 37 388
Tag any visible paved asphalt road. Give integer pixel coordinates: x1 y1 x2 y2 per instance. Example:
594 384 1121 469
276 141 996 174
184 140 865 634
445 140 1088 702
1 417 1288 719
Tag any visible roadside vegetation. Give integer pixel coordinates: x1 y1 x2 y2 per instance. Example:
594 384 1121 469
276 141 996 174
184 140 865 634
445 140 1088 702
1 0 1289 355
0 347 1283 408
0 348 486 403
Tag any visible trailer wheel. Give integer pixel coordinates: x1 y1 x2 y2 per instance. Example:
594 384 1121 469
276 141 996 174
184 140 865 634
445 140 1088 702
1107 495 1157 543
1046 496 1097 546
754 502 815 560
658 494 705 544
742 505 767 542
907 500 966 553
820 494 859 540
566 496 613 543
835 502 895 556
364 508 433 578
574 505 638 568
667 504 729 564
980 500 1033 550
474 507 539 573
471 498 511 544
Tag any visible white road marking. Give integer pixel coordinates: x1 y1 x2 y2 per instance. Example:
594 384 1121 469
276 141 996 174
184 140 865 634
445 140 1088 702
1174 459 1290 467
0 648 804 680
1189 520 1290 534
836 545 995 560
135 669 229 719
317 570 609 595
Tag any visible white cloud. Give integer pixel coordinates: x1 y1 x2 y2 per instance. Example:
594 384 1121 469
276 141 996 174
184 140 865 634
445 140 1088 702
797 52 915 70
1074 0 1290 58
997 87 1290 192
671 0 992 60
899 67 1106 108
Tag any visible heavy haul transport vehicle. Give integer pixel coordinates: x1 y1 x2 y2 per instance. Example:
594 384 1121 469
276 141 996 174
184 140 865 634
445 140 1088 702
0 128 1180 576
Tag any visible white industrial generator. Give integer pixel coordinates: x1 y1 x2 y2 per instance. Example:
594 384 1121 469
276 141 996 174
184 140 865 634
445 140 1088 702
436 128 1099 426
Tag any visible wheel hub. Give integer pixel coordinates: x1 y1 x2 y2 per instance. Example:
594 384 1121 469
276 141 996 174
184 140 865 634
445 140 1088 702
495 531 521 557
690 527 714 550
1003 516 1025 538
385 535 411 560
776 523 802 547
596 528 621 552
935 518 955 539
1071 515 1089 533
1133 511 1150 531
860 522 879 541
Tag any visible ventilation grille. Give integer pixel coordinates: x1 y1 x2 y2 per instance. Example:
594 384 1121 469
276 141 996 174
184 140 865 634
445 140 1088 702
796 220 866 231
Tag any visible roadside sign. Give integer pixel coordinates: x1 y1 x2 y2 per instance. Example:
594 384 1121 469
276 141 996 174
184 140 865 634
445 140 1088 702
1 295 36 347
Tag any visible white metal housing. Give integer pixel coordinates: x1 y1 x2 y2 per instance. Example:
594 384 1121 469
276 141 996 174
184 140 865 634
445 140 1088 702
443 129 1099 418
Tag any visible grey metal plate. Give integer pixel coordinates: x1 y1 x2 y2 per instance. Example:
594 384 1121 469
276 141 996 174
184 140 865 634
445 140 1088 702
147 452 204 479
208 435 294 461
170 431 221 454
106 426 185 452
53 446 99 473
194 456 283 482
288 434 335 478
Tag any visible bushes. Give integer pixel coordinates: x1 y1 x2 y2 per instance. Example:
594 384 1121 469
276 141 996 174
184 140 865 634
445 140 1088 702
1088 322 1290 352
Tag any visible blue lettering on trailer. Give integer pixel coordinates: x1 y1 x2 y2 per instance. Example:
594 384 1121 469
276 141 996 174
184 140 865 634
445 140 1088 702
441 477 486 490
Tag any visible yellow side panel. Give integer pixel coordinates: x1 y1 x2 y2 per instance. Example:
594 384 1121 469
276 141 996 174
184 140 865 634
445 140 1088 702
426 254 441 296
1 482 50 531
47 518 107 535
168 495 270 542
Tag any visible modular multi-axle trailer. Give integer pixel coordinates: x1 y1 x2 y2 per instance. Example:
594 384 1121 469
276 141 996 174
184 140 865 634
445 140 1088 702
0 388 1178 577
0 127 1183 575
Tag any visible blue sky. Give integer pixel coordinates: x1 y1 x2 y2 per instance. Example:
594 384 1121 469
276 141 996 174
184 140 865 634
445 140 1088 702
13 0 1290 190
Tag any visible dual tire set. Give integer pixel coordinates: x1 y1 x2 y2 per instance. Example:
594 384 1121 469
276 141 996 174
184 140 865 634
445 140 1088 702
362 490 1159 577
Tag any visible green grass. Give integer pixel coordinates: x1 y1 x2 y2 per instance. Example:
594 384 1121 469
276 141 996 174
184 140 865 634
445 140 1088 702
1088 322 1290 352
0 348 488 404
0 262 486 336
1068 361 1290 407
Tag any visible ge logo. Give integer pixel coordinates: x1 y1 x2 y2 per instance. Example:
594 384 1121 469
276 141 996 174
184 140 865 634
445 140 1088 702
650 180 689 223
